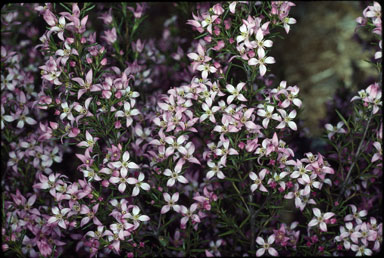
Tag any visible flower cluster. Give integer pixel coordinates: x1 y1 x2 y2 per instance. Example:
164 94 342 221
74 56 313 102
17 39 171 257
1 2 382 257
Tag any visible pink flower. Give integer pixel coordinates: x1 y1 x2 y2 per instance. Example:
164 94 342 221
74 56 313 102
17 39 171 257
72 69 100 99
256 235 278 256
80 204 102 227
101 27 117 45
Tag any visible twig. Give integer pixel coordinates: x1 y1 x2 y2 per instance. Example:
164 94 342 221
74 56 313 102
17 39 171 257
337 111 373 203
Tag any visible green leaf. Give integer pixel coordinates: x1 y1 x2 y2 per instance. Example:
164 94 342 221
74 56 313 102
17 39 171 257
219 229 235 237
335 109 350 132
59 3 72 13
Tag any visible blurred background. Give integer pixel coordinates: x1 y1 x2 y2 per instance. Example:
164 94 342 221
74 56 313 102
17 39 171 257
269 1 379 136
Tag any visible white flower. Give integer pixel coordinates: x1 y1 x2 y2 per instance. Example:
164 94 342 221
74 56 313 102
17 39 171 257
127 172 150 196
163 162 188 187
115 101 140 127
111 151 139 175
249 170 268 192
325 122 346 140
161 192 181 214
248 48 275 76
275 109 297 131
256 235 278 256
206 160 225 179
48 206 70 229
308 208 335 232
226 82 247 104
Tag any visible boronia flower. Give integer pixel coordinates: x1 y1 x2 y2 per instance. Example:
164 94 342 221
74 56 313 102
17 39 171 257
248 48 275 76
226 82 247 104
256 235 278 257
308 208 335 232
163 161 188 187
161 192 181 214
249 169 268 192
48 206 70 229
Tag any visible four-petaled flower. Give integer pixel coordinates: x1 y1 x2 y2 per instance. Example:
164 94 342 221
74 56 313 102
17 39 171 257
256 235 278 257
163 162 188 187
308 208 335 232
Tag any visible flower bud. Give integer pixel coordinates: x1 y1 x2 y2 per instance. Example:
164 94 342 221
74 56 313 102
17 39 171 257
102 180 110 188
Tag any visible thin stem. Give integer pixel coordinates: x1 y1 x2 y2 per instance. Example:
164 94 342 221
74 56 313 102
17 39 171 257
337 111 373 203
249 194 255 252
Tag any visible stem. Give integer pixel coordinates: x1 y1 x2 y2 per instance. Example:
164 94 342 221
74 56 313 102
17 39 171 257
337 111 373 203
249 194 255 253
231 181 249 212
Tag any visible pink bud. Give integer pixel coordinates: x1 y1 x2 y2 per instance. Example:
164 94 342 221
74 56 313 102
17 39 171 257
115 91 122 99
2 244 9 251
69 127 80 137
330 218 337 224
99 46 105 54
114 120 121 129
204 36 212 42
86 57 93 64
55 98 61 104
66 37 74 44
70 61 76 67
127 252 134 258
229 38 234 44
101 58 107 66
238 142 245 149
54 110 60 115
334 201 339 206
248 50 255 58
102 180 110 188
224 19 231 30
81 37 86 44
49 121 58 129
158 186 163 192
112 170 120 177
119 50 124 55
